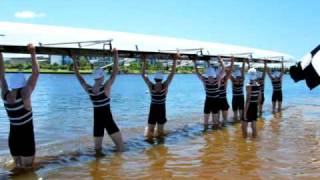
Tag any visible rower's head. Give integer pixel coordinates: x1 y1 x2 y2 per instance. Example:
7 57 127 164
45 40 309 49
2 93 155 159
256 71 263 81
154 71 163 84
93 68 105 83
224 62 232 72
233 69 242 80
9 73 27 90
248 68 257 82
205 67 217 81
272 70 281 79
217 67 226 79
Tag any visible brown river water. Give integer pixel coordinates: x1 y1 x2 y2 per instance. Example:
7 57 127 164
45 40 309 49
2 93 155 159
0 74 319 179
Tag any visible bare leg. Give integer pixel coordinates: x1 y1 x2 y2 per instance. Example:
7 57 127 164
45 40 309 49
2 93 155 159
259 104 263 117
272 101 276 113
241 121 248 138
278 101 282 112
204 114 210 126
144 124 155 139
222 110 228 126
13 156 22 168
239 110 244 121
20 156 34 168
251 121 257 138
156 124 165 138
94 137 103 151
212 113 220 127
110 131 124 152
233 111 238 122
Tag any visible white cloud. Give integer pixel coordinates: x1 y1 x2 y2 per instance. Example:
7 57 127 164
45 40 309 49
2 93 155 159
14 11 46 19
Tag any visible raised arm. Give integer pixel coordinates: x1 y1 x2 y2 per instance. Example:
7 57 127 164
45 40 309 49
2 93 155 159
205 59 210 68
164 53 179 86
0 52 8 99
226 56 234 80
244 85 251 120
217 56 225 79
262 61 267 80
229 57 236 81
247 56 252 69
266 62 273 80
280 58 284 79
25 44 40 94
141 54 153 89
192 57 204 81
241 60 246 78
104 48 119 89
71 53 89 92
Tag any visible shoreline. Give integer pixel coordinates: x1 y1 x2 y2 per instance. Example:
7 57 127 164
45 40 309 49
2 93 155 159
5 69 290 75
5 69 196 74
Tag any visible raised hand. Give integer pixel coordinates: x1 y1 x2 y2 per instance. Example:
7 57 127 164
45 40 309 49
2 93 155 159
70 52 77 61
112 48 118 57
172 53 180 61
141 54 148 61
27 43 36 54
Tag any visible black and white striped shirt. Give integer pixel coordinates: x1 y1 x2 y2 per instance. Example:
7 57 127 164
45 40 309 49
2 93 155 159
219 79 227 99
232 78 244 96
4 89 33 126
88 86 110 108
151 84 167 105
204 78 219 99
248 83 260 103
271 79 282 91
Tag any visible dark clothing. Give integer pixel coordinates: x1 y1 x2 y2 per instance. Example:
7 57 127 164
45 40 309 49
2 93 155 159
203 78 219 114
3 89 35 156
232 95 244 111
272 91 283 102
148 84 167 125
218 78 230 111
148 104 167 125
271 78 283 102
204 98 219 114
232 78 244 111
245 102 258 122
88 86 119 136
204 78 219 98
9 121 35 156
244 83 260 122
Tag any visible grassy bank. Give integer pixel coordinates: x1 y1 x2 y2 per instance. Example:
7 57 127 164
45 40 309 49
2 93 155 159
6 68 290 74
6 68 92 74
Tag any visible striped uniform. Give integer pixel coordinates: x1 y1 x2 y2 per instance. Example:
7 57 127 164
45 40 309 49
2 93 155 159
245 83 260 122
148 84 167 125
271 78 283 102
203 77 219 114
232 78 245 111
88 86 119 136
258 79 265 105
3 89 35 156
218 77 230 111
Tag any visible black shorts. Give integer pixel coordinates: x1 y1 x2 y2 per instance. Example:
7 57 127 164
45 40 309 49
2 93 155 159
232 95 244 111
93 106 120 137
245 102 258 122
9 120 36 157
272 91 283 102
218 98 229 111
148 104 167 125
204 98 219 114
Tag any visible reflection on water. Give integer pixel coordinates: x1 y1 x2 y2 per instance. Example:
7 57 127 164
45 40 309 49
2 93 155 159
0 74 320 179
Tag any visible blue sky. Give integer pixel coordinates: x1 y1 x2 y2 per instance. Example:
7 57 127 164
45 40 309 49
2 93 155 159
0 0 319 58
